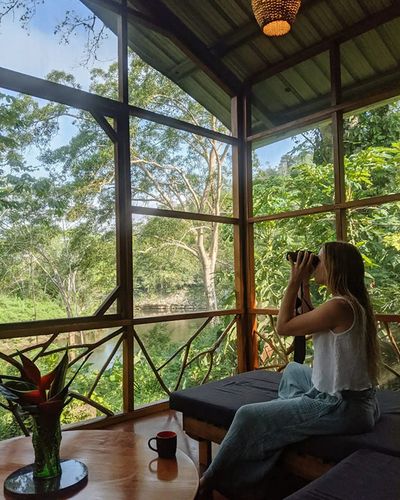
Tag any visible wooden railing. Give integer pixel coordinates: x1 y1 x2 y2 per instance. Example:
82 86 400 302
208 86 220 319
0 312 239 439
253 308 400 388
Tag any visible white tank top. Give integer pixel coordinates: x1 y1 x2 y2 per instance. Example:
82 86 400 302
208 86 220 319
311 296 373 395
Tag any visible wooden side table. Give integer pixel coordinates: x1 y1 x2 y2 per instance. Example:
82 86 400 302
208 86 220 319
1 430 199 499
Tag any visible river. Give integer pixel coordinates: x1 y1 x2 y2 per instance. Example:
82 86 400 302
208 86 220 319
90 317 204 369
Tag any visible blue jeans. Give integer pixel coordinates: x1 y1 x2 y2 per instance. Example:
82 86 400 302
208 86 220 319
204 362 380 500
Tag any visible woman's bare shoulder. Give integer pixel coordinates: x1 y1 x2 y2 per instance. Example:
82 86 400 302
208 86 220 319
325 297 354 333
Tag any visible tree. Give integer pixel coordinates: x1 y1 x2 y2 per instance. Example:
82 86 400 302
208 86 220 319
47 56 232 311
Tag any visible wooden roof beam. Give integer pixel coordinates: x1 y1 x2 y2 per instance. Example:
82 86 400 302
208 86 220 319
248 68 400 144
130 0 242 96
264 64 400 126
247 3 400 86
84 0 170 36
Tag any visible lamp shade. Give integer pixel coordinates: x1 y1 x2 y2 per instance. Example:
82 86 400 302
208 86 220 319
251 0 302 37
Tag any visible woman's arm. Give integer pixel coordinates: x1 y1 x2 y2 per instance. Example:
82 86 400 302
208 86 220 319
276 251 347 336
276 299 343 337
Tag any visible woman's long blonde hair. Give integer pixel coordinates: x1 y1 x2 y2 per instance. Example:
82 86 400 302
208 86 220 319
322 241 380 385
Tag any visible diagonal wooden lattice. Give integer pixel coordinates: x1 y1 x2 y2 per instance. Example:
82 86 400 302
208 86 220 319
0 326 125 435
133 315 238 395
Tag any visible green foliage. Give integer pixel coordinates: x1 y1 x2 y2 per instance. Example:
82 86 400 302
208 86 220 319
344 103 400 155
0 295 64 323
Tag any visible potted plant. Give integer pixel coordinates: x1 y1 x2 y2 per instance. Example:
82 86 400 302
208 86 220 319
0 350 89 480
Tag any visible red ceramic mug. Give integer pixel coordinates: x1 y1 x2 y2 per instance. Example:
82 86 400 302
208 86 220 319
148 431 177 458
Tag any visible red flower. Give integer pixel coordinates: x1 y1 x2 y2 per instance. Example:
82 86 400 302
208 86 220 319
0 350 90 416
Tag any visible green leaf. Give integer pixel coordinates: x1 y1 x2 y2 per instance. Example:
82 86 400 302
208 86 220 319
0 384 19 401
18 352 41 385
4 380 36 392
48 352 69 399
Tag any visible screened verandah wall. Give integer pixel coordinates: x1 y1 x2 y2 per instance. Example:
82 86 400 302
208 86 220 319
0 0 399 440
0 0 244 440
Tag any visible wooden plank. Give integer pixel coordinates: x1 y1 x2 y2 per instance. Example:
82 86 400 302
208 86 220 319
198 441 212 474
132 0 241 96
376 314 400 323
83 0 170 36
330 44 341 108
252 308 279 315
337 193 400 210
250 204 335 222
131 400 169 419
231 92 255 372
132 205 238 224
280 450 334 481
0 67 122 117
330 45 347 241
183 416 226 444
250 193 400 223
253 308 400 324
0 72 230 148
0 316 129 340
132 309 241 325
91 112 118 143
248 3 400 85
67 401 169 430
183 416 334 481
248 81 400 145
129 105 237 145
116 6 135 414
0 310 242 341
94 286 120 316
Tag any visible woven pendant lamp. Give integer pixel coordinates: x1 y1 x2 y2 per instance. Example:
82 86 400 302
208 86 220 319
252 0 302 36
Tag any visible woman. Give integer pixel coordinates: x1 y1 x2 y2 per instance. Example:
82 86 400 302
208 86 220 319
198 241 380 500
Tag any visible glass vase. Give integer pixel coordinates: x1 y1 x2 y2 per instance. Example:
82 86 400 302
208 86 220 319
31 414 62 479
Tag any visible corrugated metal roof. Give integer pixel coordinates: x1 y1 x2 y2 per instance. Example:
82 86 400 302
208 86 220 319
88 0 400 134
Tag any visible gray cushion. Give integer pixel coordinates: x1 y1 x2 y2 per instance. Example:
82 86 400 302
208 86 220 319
285 449 400 499
170 370 281 428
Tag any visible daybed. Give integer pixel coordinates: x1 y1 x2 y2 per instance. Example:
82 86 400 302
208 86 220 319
170 370 400 480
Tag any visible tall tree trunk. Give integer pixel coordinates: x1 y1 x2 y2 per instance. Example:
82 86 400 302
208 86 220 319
202 260 218 310
197 222 219 310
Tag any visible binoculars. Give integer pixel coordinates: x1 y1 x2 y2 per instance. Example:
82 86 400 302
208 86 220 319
286 250 320 268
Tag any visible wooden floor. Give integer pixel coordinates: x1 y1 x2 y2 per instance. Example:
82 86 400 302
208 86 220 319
106 410 308 500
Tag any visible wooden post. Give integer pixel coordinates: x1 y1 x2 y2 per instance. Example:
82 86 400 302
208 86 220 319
330 44 347 241
232 90 257 372
116 2 134 413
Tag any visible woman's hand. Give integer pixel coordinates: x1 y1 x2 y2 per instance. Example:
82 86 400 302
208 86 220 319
288 251 315 287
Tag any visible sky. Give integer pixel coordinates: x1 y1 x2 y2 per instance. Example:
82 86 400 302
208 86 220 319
256 138 295 170
0 0 117 91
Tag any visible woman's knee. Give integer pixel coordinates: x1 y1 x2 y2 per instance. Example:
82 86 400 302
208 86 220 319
234 404 258 427
283 361 301 375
